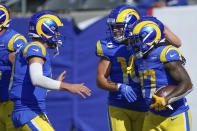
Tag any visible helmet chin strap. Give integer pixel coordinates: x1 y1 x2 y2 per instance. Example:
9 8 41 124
0 27 3 32
53 46 59 57
136 45 154 58
114 35 126 43
53 40 62 57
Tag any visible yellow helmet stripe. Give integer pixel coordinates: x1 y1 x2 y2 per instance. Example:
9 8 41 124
23 42 46 58
116 9 140 23
144 24 161 46
39 14 63 26
0 7 9 28
36 17 52 39
133 21 157 34
96 40 104 56
133 21 161 46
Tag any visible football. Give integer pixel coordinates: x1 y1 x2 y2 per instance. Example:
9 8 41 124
155 85 177 97
151 85 177 106
151 85 177 110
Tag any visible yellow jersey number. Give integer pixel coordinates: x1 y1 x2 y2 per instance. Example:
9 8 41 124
139 69 157 98
117 55 136 84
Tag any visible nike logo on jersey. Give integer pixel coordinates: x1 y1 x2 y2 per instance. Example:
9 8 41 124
170 54 176 57
32 48 39 52
171 117 178 121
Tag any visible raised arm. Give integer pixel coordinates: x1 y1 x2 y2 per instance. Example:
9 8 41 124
164 25 182 47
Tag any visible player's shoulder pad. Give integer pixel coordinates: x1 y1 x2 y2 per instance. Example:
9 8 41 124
8 30 27 51
22 41 46 59
160 45 182 63
96 39 118 59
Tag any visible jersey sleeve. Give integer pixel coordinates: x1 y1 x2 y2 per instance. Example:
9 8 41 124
95 40 113 60
22 42 47 60
7 34 27 51
160 45 182 63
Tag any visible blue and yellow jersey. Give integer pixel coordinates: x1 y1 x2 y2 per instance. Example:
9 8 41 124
135 45 189 117
9 41 51 127
96 39 147 112
0 29 27 102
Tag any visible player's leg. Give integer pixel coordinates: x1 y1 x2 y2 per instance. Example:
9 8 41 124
4 100 16 131
129 110 146 131
16 114 55 131
142 111 165 131
0 100 15 131
162 109 192 131
143 109 192 131
0 101 6 131
108 105 132 131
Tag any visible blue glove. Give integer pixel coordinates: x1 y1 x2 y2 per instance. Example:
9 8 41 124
118 83 137 103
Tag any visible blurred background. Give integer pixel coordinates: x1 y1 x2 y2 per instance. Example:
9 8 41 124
2 0 197 131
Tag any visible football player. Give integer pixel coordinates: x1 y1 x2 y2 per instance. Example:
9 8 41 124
96 4 184 131
9 11 91 131
96 5 148 131
126 18 192 131
0 3 27 131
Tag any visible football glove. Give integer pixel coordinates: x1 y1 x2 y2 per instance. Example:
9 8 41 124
150 94 167 111
117 83 137 103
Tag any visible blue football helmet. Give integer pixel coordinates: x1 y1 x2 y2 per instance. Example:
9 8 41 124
28 11 63 50
141 16 165 40
107 4 141 43
0 3 10 31
127 18 164 58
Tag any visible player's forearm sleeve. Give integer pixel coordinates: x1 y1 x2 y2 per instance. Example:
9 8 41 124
29 62 61 90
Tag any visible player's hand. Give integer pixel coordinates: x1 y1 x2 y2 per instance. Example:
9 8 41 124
150 94 167 111
65 83 91 99
118 83 137 103
56 71 66 81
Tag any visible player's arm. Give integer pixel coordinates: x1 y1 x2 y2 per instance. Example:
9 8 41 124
164 25 182 47
29 57 91 98
8 34 27 64
96 57 137 102
96 57 118 91
8 52 16 64
163 61 193 104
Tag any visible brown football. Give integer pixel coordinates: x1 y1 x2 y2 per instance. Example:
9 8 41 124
155 85 177 97
151 85 177 104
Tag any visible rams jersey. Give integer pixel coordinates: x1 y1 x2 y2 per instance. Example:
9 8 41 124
0 29 27 102
9 41 51 127
135 45 189 117
96 39 147 112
